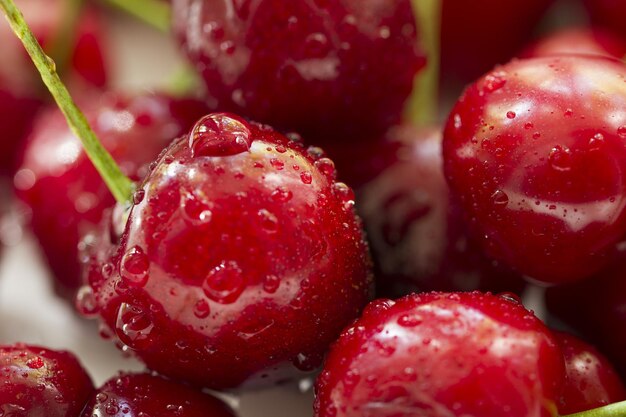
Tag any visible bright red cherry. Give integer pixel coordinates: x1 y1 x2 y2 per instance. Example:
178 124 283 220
0 344 94 417
584 0 626 42
357 124 524 296
443 55 626 285
15 94 209 298
314 292 565 417
520 27 626 60
80 373 236 417
81 113 373 390
555 331 626 415
172 0 426 141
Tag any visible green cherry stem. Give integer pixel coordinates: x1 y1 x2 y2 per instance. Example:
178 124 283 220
100 0 171 32
562 401 626 417
0 0 134 205
405 0 441 126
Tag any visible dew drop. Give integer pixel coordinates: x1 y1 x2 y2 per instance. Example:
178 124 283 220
193 299 211 319
506 111 516 119
300 171 313 184
132 189 145 205
618 126 626 138
498 292 522 304
26 357 44 369
262 274 280 293
314 158 336 180
270 158 285 170
115 303 154 349
76 286 99 316
181 191 213 225
491 190 509 208
549 145 572 172
482 71 507 92
120 246 150 286
202 261 245 304
258 209 278 233
271 186 293 202
397 314 423 327
189 113 252 157
589 133 605 150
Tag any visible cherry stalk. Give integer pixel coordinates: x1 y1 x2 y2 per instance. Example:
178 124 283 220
563 401 626 417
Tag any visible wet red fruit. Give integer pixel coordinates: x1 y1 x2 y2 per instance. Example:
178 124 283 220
584 0 626 41
82 113 373 389
314 292 565 417
172 0 426 140
555 331 626 415
80 373 236 417
443 55 626 285
0 344 94 417
357 124 524 296
15 94 209 297
521 27 626 59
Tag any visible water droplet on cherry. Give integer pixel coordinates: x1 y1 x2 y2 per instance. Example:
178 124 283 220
189 113 252 157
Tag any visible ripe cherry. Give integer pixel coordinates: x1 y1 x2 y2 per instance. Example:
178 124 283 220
357 124 524 296
81 113 373 390
15 93 209 297
0 344 94 417
555 331 626 415
443 55 626 285
172 0 426 141
80 373 236 417
520 27 626 59
314 292 565 417
584 0 626 42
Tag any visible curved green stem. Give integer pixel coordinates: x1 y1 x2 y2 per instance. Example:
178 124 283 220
100 0 170 32
562 401 626 417
0 0 134 205
405 0 441 126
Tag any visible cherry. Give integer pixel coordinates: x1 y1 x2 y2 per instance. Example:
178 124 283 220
554 331 626 415
357 124 524 296
520 27 626 60
443 55 626 285
584 0 626 42
80 373 236 417
314 291 565 417
0 344 94 417
15 93 209 297
172 0 426 141
81 113 373 390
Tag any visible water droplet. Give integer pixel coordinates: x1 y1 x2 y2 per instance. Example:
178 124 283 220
132 189 145 205
76 286 99 316
202 261 245 304
95 393 108 403
300 171 313 184
115 303 154 349
193 299 211 319
618 126 626 138
397 314 423 327
498 292 522 304
589 133 605 150
26 357 44 369
549 145 572 172
271 186 293 202
506 111 516 119
524 122 534 130
189 113 252 157
314 158 336 180
181 191 213 225
482 71 507 92
270 158 285 170
262 275 280 293
120 246 150 286
275 145 287 153
564 109 573 117
491 190 509 208
258 209 278 233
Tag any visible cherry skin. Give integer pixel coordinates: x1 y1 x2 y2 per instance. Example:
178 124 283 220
314 292 565 417
554 331 626 415
80 373 236 417
81 113 373 390
520 27 626 60
584 0 626 42
172 0 426 141
357 124 524 296
15 93 209 298
0 344 94 417
443 55 626 285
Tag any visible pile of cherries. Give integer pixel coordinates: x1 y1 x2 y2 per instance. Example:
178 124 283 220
3 0 626 416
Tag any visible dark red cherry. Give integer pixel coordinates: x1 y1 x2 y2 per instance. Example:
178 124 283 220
555 331 626 415
443 55 626 285
314 292 565 417
520 27 626 60
80 373 236 417
172 0 426 141
584 0 626 42
15 94 209 297
82 113 373 390
357 124 524 296
0 344 94 417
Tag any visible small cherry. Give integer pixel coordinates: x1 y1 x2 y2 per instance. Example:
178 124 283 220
584 0 626 42
80 373 236 417
520 27 626 60
314 291 565 417
0 344 94 417
443 55 626 284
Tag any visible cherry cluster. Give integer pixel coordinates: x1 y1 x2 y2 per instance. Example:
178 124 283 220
1 0 626 416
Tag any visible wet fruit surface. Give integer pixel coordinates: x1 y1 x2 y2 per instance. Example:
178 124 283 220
172 0 426 141
314 292 565 417
82 113 373 389
443 55 626 285
80 373 236 417
520 27 626 59
0 344 94 417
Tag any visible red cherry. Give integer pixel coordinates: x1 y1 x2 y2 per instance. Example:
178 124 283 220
443 55 626 285
80 373 236 417
0 344 94 417
520 27 626 60
314 292 565 417
554 331 626 415
82 113 373 389
584 0 626 42
172 0 426 141
15 93 209 297
357 124 524 295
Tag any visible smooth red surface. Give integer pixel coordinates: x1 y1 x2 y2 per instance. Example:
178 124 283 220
584 0 626 41
314 292 565 417
0 344 94 417
555 332 626 415
15 94 209 297
82 113 373 390
172 0 426 141
80 373 236 417
443 55 626 285
357 124 524 296
521 27 626 59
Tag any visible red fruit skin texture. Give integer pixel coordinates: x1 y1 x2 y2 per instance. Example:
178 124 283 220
15 94 210 297
0 344 94 417
554 331 626 415
584 0 626 41
314 292 565 417
80 373 236 417
82 113 374 390
443 55 626 285
357 124 524 296
172 0 426 141
520 27 626 60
